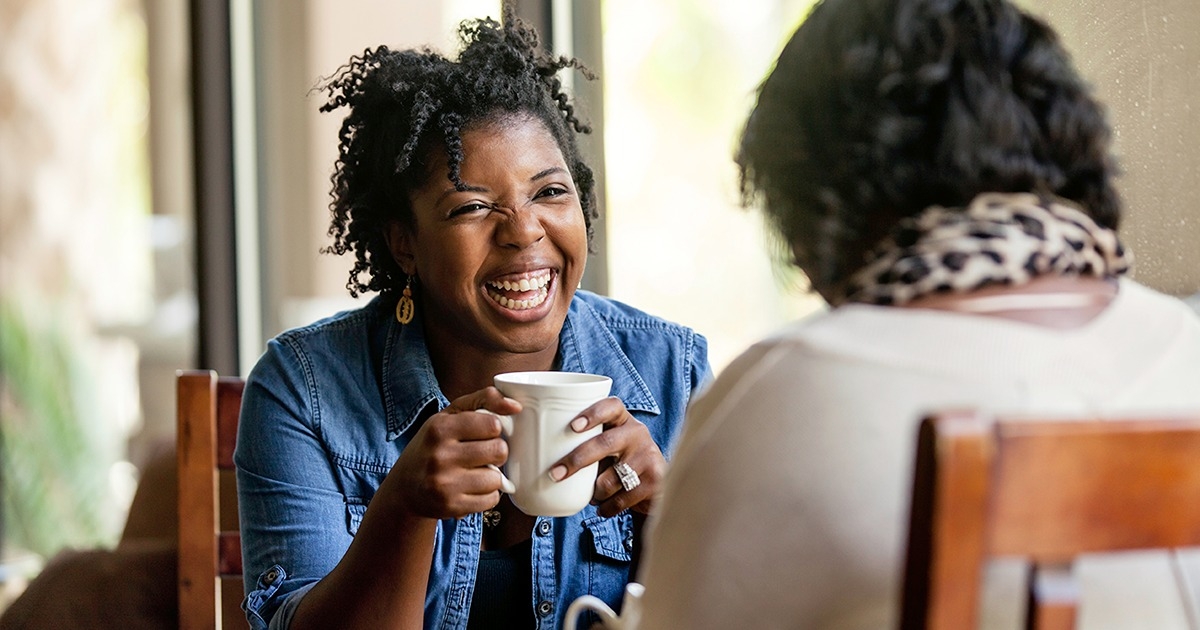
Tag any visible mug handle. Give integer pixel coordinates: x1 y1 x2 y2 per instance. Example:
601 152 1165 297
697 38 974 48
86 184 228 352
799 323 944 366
478 410 517 494
564 595 620 630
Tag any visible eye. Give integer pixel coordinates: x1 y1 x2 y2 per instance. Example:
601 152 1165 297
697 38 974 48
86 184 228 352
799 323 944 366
535 185 571 200
448 201 493 218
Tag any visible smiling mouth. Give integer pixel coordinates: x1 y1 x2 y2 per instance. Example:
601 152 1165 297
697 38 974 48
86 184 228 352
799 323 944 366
486 269 553 311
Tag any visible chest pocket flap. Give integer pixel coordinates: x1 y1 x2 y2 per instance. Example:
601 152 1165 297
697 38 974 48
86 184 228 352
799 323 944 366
582 512 634 562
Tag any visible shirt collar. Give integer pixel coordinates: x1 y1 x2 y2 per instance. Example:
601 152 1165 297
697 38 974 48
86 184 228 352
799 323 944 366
381 295 661 442
381 311 447 441
557 296 660 417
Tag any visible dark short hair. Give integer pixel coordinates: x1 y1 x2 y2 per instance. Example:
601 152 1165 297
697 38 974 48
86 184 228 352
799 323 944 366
737 0 1120 296
319 12 596 297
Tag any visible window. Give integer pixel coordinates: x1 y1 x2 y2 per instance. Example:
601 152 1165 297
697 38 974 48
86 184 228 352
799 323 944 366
600 0 825 371
0 0 179 567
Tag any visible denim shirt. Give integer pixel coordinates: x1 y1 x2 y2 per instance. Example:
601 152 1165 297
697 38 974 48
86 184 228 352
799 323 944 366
235 290 711 630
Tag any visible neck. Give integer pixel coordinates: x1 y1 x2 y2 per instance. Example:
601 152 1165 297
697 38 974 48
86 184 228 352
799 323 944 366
423 326 559 402
901 276 1119 329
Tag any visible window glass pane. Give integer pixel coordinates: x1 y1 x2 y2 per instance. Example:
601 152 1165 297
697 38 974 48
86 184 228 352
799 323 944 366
602 0 824 372
1 0 176 571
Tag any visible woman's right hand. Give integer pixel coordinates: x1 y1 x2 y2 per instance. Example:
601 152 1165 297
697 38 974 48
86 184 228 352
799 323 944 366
292 389 519 629
382 387 521 520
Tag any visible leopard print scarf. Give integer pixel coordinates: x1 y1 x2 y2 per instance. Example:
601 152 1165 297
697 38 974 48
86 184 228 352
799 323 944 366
841 192 1131 306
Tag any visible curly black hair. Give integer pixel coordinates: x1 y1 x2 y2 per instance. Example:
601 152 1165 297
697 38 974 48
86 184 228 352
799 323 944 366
318 11 597 297
737 0 1120 298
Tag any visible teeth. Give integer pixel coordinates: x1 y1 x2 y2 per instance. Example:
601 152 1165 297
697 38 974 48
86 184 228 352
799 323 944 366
486 270 551 292
485 270 553 311
488 286 549 311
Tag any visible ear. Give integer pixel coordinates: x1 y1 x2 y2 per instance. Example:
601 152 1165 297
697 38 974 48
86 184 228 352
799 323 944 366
384 221 416 276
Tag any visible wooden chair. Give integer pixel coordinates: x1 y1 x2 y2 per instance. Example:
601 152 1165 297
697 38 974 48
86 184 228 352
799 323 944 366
177 369 246 629
900 410 1200 630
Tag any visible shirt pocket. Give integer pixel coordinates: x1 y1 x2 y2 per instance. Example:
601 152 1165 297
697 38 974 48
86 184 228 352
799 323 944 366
582 512 635 562
581 512 635 607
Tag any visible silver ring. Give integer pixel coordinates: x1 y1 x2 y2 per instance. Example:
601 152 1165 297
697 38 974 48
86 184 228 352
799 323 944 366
613 461 641 492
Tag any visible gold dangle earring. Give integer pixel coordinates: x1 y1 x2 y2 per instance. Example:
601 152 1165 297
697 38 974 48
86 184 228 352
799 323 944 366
395 275 415 324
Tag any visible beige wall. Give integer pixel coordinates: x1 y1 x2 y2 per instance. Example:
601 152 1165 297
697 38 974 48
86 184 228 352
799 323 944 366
1022 0 1200 297
257 2 440 338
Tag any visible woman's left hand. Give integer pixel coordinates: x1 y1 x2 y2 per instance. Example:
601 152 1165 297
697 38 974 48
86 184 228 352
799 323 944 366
548 397 665 518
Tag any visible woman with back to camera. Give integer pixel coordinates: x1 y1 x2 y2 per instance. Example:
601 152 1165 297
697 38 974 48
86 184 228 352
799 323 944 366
634 0 1200 627
234 12 711 630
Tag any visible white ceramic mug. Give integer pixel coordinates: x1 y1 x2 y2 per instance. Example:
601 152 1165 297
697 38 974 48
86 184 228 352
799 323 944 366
564 582 644 630
487 371 612 517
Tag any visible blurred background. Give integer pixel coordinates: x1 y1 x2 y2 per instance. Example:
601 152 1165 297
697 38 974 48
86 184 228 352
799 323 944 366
0 0 1197 615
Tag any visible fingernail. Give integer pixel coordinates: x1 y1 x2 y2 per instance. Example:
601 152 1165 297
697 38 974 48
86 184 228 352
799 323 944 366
549 465 567 481
503 397 519 406
570 416 588 432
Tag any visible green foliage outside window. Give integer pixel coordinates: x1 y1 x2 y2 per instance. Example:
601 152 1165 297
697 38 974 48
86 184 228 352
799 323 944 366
1 299 113 557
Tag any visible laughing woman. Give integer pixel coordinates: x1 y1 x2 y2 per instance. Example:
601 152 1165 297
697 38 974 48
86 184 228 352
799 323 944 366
234 14 710 630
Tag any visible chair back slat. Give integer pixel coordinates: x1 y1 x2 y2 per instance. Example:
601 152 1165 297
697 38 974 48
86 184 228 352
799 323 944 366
901 410 1200 630
989 418 1200 560
218 532 243 578
178 369 246 629
216 378 243 470
901 410 992 630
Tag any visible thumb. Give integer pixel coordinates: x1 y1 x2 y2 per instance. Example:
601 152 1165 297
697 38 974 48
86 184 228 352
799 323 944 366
444 386 521 416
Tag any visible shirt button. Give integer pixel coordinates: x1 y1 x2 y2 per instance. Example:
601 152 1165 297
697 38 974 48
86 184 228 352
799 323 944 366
264 569 279 583
537 601 554 616
537 520 552 536
623 535 634 551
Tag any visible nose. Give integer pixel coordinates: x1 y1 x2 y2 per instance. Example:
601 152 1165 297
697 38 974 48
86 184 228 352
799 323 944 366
495 205 546 249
